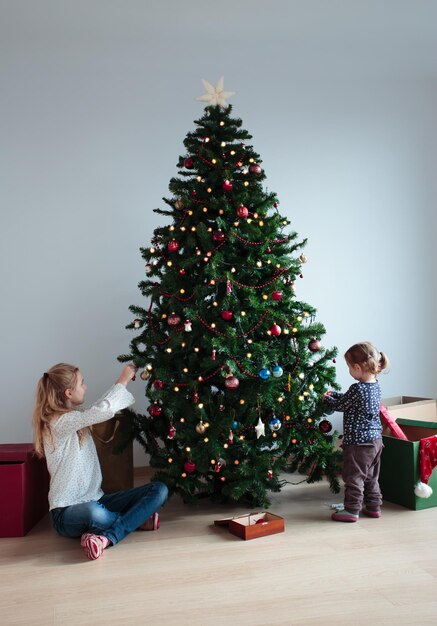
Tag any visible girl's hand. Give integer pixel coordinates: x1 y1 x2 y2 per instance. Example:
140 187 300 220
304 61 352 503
117 364 137 386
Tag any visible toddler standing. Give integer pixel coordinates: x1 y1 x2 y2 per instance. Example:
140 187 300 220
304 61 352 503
324 342 390 522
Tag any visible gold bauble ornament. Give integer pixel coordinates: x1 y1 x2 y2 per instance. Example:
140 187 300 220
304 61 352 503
140 369 150 381
195 421 206 434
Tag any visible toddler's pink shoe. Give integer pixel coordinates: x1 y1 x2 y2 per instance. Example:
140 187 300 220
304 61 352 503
331 510 359 522
138 512 160 531
362 508 382 518
80 533 110 560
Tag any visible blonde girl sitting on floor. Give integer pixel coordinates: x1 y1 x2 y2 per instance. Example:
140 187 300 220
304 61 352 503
33 363 168 560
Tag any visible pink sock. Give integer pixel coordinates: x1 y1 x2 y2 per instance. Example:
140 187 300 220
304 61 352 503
80 533 110 560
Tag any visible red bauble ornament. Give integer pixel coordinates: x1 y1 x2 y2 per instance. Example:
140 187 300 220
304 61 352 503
221 310 233 321
153 380 164 391
184 461 196 474
270 323 282 337
179 268 186 275
222 180 233 191
225 375 239 389
308 338 321 352
148 403 162 417
168 240 180 253
273 202 278 208
271 291 283 301
319 419 332 434
167 313 181 327
237 205 249 218
184 157 194 169
213 230 225 242
249 163 262 175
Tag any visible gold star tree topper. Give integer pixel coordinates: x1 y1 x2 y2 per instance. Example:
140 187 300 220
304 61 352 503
196 76 235 108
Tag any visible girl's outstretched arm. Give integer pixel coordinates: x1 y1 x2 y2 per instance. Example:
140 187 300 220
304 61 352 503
116 364 137 386
52 366 136 435
324 385 359 412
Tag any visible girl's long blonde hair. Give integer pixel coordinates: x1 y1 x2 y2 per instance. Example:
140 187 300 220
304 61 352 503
344 342 390 375
32 363 79 458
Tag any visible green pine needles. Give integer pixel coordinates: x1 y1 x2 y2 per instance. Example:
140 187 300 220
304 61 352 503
119 104 341 507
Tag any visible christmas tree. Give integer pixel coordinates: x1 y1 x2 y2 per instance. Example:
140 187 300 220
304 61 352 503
119 78 341 507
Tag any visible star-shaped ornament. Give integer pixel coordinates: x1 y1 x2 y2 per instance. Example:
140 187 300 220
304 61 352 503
196 76 235 108
255 417 265 439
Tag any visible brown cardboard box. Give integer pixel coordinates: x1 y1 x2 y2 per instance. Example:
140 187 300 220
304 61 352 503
381 396 432 407
381 397 437 439
215 512 285 540
93 412 133 493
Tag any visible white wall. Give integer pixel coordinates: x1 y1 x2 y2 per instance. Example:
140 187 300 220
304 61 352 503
1 1 436 465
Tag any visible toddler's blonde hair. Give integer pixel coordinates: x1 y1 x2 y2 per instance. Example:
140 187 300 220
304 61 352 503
344 342 390 375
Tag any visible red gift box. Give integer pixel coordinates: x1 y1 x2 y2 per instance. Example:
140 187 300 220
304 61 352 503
0 444 50 537
215 511 285 540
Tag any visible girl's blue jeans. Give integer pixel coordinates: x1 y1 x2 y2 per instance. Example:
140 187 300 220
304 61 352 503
50 482 168 545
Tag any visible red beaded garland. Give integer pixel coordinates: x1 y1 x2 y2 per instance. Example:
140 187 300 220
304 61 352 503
233 233 290 246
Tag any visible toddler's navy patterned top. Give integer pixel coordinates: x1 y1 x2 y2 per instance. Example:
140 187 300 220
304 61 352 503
325 381 382 445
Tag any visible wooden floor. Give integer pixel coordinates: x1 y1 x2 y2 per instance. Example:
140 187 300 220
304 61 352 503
1 468 436 626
